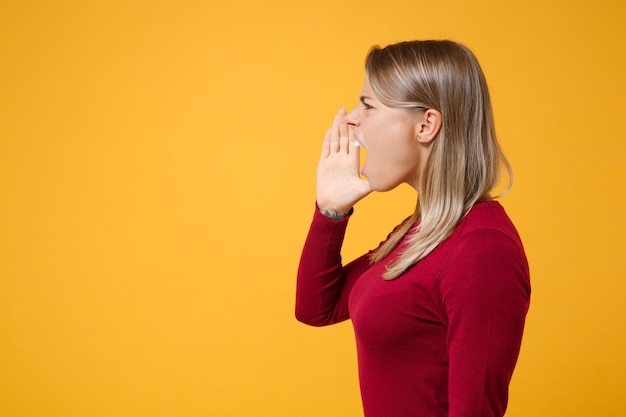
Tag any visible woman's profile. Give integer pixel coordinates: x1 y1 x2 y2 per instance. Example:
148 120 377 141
296 40 530 417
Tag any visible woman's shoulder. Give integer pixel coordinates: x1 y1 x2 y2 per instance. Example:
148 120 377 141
435 200 530 293
445 200 527 262
460 200 520 237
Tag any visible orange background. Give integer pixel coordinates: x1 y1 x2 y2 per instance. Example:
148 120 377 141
1 1 625 416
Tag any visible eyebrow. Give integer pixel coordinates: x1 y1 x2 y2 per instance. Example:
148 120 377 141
359 96 373 104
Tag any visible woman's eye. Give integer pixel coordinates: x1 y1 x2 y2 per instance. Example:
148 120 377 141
362 102 373 110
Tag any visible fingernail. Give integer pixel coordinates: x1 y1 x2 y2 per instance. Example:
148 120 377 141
354 140 361 147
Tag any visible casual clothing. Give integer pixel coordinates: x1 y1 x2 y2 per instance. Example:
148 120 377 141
296 200 530 417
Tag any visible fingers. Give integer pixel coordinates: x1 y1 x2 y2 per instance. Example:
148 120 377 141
338 107 349 152
321 128 331 158
321 108 351 158
329 114 340 153
329 107 350 153
347 125 360 160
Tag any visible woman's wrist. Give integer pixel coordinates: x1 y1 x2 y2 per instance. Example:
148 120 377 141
318 206 353 221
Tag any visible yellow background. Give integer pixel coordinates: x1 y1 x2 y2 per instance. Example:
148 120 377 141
1 0 625 416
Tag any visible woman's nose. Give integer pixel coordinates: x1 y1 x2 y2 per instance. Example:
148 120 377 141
345 108 360 127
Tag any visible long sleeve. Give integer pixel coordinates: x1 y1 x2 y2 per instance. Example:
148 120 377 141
439 227 531 417
295 201 529 417
295 207 373 326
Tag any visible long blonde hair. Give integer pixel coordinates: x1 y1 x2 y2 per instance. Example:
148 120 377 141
366 40 512 280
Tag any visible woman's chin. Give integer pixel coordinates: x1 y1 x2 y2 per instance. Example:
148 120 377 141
368 176 405 193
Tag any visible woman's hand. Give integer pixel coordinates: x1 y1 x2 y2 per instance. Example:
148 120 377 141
316 107 372 217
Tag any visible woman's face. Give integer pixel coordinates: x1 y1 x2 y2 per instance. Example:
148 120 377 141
346 78 428 192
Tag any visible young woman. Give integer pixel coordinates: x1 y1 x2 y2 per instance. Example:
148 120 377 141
296 40 531 417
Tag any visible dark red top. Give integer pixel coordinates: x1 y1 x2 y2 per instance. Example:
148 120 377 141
296 201 530 417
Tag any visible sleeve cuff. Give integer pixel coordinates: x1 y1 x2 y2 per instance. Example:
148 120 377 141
314 203 354 223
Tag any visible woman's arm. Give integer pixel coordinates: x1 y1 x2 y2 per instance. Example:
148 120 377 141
295 207 373 326
296 108 373 325
441 228 531 417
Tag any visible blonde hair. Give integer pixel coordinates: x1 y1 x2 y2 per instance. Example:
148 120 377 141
366 40 512 280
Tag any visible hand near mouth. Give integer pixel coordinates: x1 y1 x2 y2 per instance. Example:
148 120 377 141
316 107 372 218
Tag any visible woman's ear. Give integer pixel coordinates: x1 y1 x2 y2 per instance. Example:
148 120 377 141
416 109 442 144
